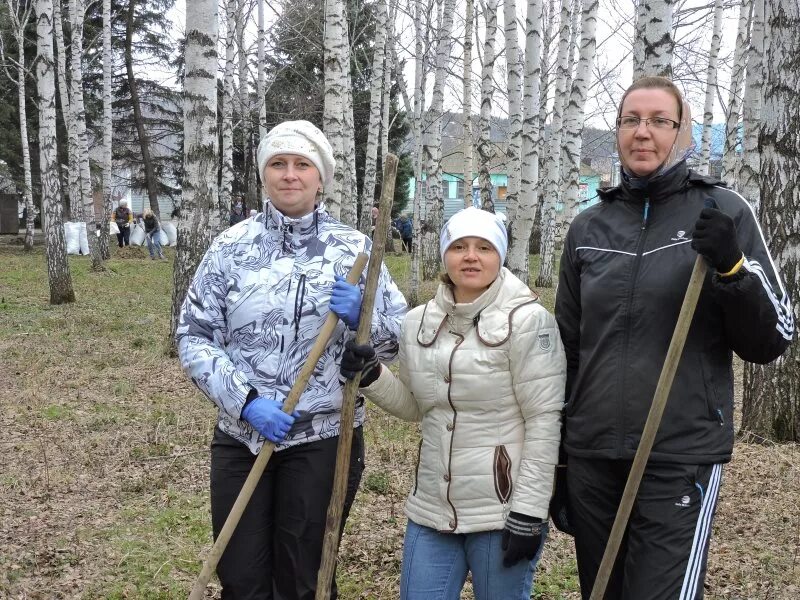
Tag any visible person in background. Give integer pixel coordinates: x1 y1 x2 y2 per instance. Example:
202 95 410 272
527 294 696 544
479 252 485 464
400 215 413 252
113 200 132 248
249 208 258 218
553 76 793 599
176 120 407 599
341 207 566 600
230 199 246 226
137 209 165 260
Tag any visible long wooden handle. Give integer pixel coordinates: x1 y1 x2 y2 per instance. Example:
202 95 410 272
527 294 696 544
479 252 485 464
315 154 400 600
188 253 369 600
589 254 708 600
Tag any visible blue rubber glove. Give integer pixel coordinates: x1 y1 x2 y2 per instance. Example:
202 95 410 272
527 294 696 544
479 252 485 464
241 396 298 444
330 275 362 330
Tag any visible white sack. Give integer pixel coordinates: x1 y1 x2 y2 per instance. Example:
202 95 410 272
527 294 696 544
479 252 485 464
130 223 146 246
64 222 80 255
78 222 90 255
162 221 177 246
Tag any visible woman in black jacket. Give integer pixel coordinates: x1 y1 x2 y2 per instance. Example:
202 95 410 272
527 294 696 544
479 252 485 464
553 76 793 600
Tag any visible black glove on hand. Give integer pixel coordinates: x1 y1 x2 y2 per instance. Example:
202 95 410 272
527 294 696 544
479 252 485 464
501 512 546 568
691 203 743 274
340 340 381 387
549 465 574 536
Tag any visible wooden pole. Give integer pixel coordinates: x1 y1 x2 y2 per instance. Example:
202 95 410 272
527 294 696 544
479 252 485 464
315 154 399 600
188 253 369 600
589 254 708 599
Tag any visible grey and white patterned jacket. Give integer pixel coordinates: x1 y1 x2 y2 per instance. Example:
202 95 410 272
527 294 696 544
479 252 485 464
177 201 407 454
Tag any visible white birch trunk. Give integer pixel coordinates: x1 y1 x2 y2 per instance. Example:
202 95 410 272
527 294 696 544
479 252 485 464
380 29 391 173
322 0 347 219
639 0 675 78
742 0 799 442
341 39 359 228
507 0 544 283
462 0 474 208
53 0 80 221
257 0 266 140
170 0 218 345
721 0 751 186
358 0 388 234
69 0 102 269
100 0 112 259
739 0 764 212
504 0 523 232
632 0 647 80
478 0 498 212
557 0 581 238
560 0 598 233
535 0 571 288
409 0 426 305
37 0 75 304
698 0 724 175
237 0 255 210
221 0 235 229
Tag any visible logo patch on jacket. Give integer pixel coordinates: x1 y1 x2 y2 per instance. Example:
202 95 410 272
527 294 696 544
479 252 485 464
671 230 691 242
538 333 551 351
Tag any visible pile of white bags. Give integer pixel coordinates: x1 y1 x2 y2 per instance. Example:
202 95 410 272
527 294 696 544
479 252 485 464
64 222 90 255
162 221 178 246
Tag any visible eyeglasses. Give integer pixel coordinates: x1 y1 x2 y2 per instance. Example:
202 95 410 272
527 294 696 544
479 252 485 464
617 116 680 130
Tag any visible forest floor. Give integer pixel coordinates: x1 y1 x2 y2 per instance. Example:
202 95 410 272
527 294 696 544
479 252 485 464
0 240 797 599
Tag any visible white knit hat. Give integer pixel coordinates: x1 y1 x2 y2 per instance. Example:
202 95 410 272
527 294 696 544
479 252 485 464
440 207 508 264
257 120 336 188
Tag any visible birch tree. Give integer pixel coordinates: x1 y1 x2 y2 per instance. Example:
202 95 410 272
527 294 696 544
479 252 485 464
535 0 571 288
170 0 218 344
257 0 266 139
2 0 35 250
341 49 358 228
721 0 751 185
220 0 235 230
504 0 523 227
638 0 675 78
36 0 75 304
237 0 255 210
742 0 799 442
507 0 544 282
697 0 724 175
631 0 646 80
462 0 474 208
739 0 764 212
408 0 427 306
100 0 112 259
358 0 388 234
477 0 498 212
322 0 347 219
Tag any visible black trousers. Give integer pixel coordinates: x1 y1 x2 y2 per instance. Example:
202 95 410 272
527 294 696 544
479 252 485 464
210 426 365 600
567 456 723 600
116 226 130 247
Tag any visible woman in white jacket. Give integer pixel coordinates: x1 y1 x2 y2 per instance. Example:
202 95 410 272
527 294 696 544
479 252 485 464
342 207 566 600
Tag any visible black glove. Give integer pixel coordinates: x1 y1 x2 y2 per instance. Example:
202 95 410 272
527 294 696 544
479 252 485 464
691 201 743 274
501 512 546 568
549 465 574 536
340 340 381 387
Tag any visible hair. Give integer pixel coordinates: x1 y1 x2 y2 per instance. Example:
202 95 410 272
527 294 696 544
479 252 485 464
143 208 153 217
619 76 683 120
439 272 454 286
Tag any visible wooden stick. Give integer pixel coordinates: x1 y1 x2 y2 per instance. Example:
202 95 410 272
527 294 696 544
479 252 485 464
188 253 369 600
315 154 399 600
589 254 708 600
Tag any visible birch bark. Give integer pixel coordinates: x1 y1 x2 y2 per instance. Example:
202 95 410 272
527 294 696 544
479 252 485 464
639 0 675 78
462 0 474 208
739 0 764 213
721 0 751 186
504 0 523 227
698 0 724 175
322 0 347 219
100 0 112 259
220 0 235 230
478 0 498 212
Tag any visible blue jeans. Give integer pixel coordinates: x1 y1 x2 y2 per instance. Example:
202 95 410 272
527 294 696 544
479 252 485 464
145 231 162 258
400 519 546 600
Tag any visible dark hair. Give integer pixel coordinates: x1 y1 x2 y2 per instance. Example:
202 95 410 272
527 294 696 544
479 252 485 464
619 76 683 120
440 272 454 286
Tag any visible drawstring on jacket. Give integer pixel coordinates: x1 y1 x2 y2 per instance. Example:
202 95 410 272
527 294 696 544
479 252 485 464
292 274 307 341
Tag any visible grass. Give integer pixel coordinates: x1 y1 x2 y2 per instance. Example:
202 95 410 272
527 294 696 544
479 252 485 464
0 241 797 599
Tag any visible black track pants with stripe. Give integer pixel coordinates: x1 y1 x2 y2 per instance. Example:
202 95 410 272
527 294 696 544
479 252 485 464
567 457 723 600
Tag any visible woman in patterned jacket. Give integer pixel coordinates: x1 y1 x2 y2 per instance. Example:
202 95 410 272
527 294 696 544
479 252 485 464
341 207 566 600
176 120 407 599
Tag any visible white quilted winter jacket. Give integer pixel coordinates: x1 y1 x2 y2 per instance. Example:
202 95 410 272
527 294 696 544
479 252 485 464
362 268 566 533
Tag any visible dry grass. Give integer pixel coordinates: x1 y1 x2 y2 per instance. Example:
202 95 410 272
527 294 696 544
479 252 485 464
0 241 797 599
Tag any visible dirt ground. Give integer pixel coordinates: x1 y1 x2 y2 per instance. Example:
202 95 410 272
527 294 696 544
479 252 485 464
0 243 797 598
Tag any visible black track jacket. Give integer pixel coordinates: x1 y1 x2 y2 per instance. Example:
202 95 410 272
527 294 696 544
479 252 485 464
555 163 793 464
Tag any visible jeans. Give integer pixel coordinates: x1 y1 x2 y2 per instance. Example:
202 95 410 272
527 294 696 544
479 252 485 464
400 519 546 600
145 231 163 258
116 225 130 247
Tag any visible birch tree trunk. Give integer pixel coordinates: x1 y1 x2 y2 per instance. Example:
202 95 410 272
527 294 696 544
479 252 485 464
560 0 598 232
125 0 160 215
742 0 799 442
53 0 80 221
639 0 675 78
739 0 764 213
69 0 102 269
504 0 523 231
478 0 498 212
37 0 75 304
220 0 235 230
421 0 456 279
507 0 544 283
462 0 474 208
322 0 347 219
557 0 580 238
698 0 724 175
257 0 266 140
341 44 359 228
170 0 218 346
358 0 388 234
237 0 256 211
632 0 647 80
380 22 392 173
721 0 752 186
535 0 571 288
100 0 112 259
408 0 426 306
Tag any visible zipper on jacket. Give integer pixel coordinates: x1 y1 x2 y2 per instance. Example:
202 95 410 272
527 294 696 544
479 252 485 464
617 197 651 454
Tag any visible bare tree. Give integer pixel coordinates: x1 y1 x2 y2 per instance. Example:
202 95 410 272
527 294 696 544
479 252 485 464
697 0 724 175
721 0 752 186
100 0 112 259
739 0 764 213
170 0 219 346
742 0 798 442
462 0 475 208
36 0 75 304
478 0 498 212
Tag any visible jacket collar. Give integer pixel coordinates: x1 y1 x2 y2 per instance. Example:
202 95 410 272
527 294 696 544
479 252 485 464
264 200 325 246
599 161 697 204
